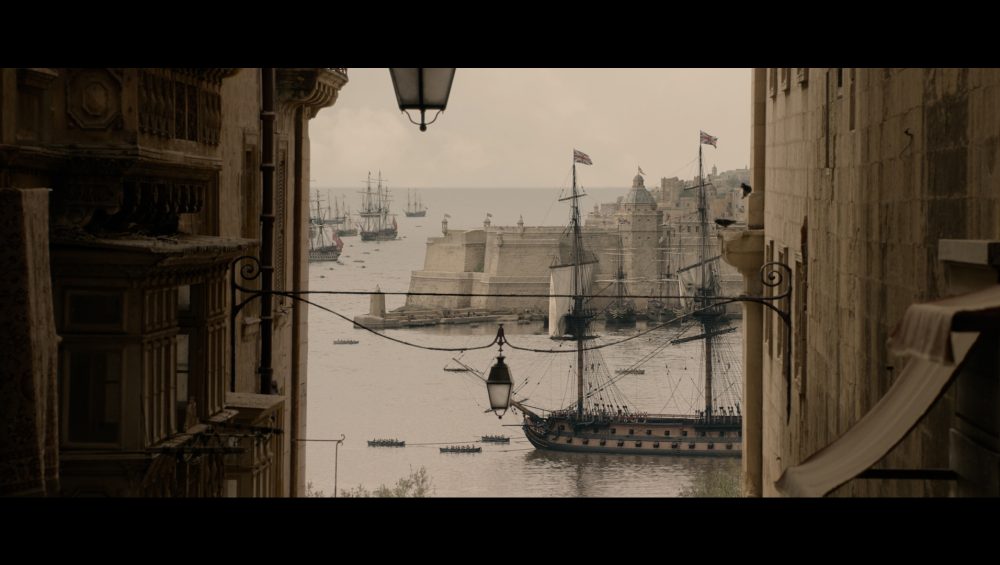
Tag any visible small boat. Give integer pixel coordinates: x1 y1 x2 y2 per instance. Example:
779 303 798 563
615 368 645 375
440 445 481 453
334 339 359 345
481 435 510 443
367 439 405 447
443 366 471 372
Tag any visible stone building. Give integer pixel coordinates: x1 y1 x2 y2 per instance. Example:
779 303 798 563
404 225 619 313
404 170 745 317
722 68 1000 497
0 68 346 497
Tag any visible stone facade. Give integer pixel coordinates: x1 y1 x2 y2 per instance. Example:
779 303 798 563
405 172 746 317
731 68 1000 497
0 68 346 497
405 226 619 312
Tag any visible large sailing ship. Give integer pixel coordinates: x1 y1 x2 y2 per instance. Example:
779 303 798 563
404 189 427 217
308 192 344 262
600 219 637 327
519 141 742 457
358 171 398 241
331 195 358 237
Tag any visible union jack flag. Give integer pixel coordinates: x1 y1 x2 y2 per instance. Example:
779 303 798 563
700 131 718 148
573 149 593 165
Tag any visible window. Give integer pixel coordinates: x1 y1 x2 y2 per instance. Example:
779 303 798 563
794 258 808 398
778 247 789 359
824 70 837 169
240 144 261 323
628 429 634 435
611 428 616 434
764 240 774 356
849 68 856 131
64 349 122 444
178 285 191 313
176 333 190 432
665 430 671 436
645 429 652 436
681 430 688 437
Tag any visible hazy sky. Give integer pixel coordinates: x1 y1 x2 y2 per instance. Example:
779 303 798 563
310 68 751 189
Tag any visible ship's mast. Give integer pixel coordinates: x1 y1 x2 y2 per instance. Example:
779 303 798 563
616 219 626 304
697 140 714 420
571 158 585 419
377 171 384 234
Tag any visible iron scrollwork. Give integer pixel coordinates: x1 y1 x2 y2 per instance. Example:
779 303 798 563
230 255 263 391
734 261 792 328
708 261 794 421
746 261 793 421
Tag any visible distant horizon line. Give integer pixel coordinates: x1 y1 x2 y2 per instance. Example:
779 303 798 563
314 186 668 190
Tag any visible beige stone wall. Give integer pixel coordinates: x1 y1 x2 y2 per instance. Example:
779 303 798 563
759 68 1000 496
407 225 619 312
422 230 486 273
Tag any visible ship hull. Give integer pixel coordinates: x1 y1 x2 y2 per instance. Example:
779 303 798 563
522 413 741 457
309 246 341 262
404 211 426 217
604 313 636 327
360 228 398 241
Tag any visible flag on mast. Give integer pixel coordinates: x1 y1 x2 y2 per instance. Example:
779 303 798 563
700 131 718 148
573 149 593 165
638 165 645 176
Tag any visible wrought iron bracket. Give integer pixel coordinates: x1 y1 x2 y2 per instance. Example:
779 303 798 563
230 255 264 392
702 262 793 421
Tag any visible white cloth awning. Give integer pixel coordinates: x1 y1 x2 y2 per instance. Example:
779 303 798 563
775 285 1000 497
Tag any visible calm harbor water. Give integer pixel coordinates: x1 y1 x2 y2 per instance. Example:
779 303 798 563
305 188 742 497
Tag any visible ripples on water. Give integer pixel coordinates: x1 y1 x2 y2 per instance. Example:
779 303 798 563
305 188 742 497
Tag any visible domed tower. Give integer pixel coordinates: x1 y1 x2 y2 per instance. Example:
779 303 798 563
621 172 658 212
616 169 662 307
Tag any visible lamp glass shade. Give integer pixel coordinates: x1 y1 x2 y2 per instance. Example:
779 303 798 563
389 68 455 111
486 356 513 411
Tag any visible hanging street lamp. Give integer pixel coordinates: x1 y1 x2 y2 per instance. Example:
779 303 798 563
486 325 513 418
389 68 456 131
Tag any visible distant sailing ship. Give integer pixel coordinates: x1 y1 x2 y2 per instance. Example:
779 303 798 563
404 189 427 217
308 191 344 262
331 195 358 237
358 171 398 242
518 142 742 457
600 219 637 327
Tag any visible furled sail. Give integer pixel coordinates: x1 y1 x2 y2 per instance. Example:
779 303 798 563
548 261 596 338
